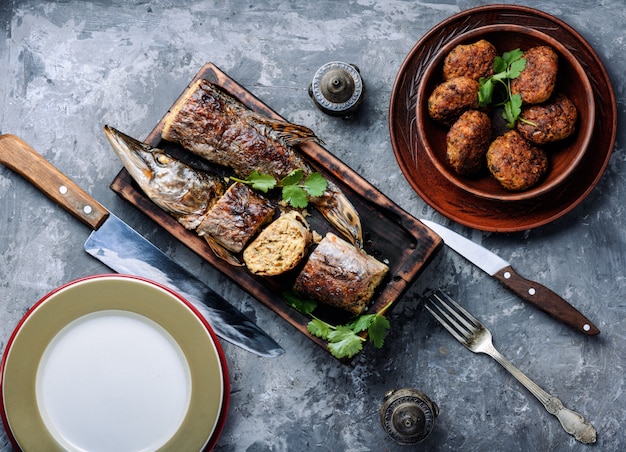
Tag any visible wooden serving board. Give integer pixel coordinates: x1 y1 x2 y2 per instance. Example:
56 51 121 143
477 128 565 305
110 63 442 356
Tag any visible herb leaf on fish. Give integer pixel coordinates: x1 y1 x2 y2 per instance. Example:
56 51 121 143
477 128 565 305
300 172 328 197
236 170 277 192
232 169 328 209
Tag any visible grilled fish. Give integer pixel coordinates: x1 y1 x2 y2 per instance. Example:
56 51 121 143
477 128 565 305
104 125 226 230
197 181 275 254
294 232 388 316
104 125 273 265
161 79 363 248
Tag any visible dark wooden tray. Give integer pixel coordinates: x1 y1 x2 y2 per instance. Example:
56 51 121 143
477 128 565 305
110 63 442 356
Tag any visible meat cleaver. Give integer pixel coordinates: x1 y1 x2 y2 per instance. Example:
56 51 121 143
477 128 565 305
0 134 284 357
421 219 599 336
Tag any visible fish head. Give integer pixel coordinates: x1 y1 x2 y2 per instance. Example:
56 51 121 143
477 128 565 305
104 125 225 222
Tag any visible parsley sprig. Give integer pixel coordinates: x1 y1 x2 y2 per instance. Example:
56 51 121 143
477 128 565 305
232 169 328 208
478 49 527 128
284 291 391 359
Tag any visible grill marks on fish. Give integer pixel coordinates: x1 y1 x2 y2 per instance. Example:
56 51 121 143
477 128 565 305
294 233 389 316
161 79 363 248
197 182 275 254
162 79 315 180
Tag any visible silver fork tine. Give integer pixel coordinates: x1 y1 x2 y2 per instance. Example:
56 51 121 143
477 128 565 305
424 289 597 444
426 293 467 343
425 301 468 344
437 290 480 329
431 290 480 335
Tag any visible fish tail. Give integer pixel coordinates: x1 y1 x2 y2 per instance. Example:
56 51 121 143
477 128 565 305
313 181 363 248
245 113 323 147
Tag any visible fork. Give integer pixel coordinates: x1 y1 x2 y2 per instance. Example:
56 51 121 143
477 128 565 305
425 289 597 444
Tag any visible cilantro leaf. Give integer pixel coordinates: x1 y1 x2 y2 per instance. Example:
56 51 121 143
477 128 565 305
493 55 507 74
280 169 304 187
235 170 276 193
503 93 523 128
327 326 364 359
502 48 524 65
478 77 494 107
349 314 376 333
307 318 332 339
508 58 526 79
282 184 309 208
303 172 328 198
231 169 328 208
368 315 390 348
477 48 527 128
287 293 391 359
306 312 389 359
283 291 317 315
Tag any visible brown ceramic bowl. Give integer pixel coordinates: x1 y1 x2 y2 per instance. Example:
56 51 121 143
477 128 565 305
415 24 595 202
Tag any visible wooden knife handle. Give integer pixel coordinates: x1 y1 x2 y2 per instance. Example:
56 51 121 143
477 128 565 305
0 134 109 230
493 265 600 336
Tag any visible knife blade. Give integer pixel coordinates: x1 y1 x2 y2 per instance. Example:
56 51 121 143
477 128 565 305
420 219 599 336
0 134 285 357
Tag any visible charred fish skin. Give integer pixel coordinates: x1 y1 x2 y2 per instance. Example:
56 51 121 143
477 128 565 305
162 79 315 180
293 232 389 316
161 79 363 248
104 125 226 230
197 182 276 254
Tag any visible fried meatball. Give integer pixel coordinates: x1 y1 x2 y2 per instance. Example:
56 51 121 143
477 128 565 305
510 46 558 105
446 110 492 175
427 76 480 124
516 93 577 144
487 130 548 191
443 39 497 81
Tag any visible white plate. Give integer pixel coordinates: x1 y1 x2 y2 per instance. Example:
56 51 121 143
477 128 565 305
1 274 229 451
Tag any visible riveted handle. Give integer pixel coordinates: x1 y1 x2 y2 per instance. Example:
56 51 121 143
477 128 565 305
0 134 109 230
493 265 599 336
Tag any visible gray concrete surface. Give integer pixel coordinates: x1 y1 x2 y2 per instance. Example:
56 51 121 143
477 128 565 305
1 0 625 450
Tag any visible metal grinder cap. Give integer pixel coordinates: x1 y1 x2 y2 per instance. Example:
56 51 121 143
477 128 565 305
380 388 439 445
308 61 365 117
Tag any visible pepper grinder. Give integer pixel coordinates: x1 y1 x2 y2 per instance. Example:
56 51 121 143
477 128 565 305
308 61 365 118
380 388 439 445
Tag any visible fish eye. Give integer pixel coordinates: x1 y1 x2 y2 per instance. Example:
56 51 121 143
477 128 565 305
155 152 171 165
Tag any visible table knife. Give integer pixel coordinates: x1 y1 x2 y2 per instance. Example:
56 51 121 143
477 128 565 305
420 219 599 336
0 134 285 357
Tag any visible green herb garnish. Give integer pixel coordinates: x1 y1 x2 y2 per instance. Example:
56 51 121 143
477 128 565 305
478 48 527 128
283 290 317 315
232 169 328 208
285 291 391 359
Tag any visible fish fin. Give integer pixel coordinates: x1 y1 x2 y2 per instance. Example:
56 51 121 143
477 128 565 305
313 181 363 249
245 113 323 147
204 236 245 267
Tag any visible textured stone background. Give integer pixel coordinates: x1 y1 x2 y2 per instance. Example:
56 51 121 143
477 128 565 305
1 0 624 450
